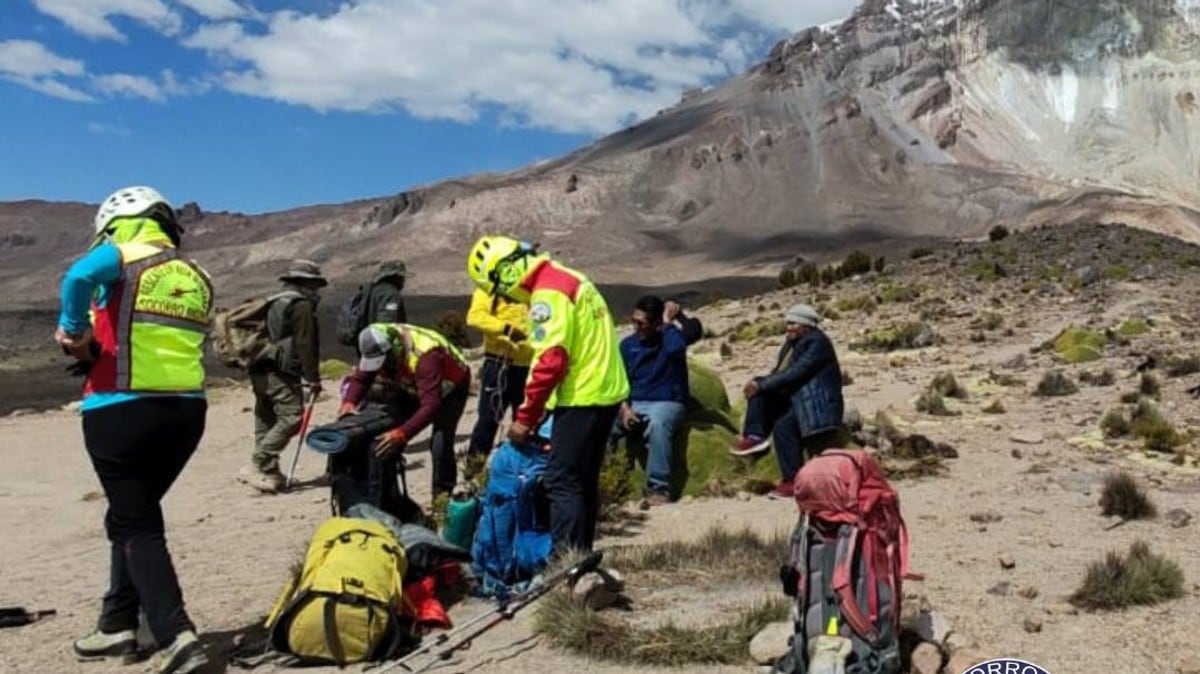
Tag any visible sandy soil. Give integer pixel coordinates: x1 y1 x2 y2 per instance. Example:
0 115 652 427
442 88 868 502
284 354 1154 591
3 232 1200 674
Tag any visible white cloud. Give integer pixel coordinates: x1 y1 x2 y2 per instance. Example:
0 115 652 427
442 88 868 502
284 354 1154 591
25 77 96 102
94 72 165 100
87 120 132 135
31 0 181 42
181 0 860 134
0 39 94 101
0 39 85 78
175 0 246 20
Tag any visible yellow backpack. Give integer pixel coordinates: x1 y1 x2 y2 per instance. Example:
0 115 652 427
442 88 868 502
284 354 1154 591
265 517 411 665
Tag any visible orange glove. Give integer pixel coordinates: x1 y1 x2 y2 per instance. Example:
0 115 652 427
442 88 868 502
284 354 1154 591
337 401 358 419
373 428 407 459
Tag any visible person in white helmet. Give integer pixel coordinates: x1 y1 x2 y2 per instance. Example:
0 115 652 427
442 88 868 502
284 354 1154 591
55 186 212 673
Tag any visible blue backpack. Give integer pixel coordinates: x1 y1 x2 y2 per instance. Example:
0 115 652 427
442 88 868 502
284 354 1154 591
470 423 554 598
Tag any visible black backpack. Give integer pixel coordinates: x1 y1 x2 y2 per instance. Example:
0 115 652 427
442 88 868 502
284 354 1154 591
336 284 372 346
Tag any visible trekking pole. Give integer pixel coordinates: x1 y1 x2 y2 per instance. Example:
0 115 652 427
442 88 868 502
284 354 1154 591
285 388 319 490
366 550 603 674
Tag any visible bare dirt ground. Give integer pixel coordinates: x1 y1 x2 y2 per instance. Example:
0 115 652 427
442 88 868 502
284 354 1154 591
2 224 1199 674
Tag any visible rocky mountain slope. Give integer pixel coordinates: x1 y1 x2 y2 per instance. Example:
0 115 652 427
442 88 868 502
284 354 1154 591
3 0 1199 308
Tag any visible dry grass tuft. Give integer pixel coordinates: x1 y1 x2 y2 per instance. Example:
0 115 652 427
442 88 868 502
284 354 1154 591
1099 472 1157 521
534 592 789 667
1070 541 1184 611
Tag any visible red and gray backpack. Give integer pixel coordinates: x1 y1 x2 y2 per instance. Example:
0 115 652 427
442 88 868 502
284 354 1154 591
774 449 921 674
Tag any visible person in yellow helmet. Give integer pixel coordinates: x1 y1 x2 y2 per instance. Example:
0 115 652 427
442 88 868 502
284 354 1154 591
55 186 212 674
466 236 629 552
464 285 534 458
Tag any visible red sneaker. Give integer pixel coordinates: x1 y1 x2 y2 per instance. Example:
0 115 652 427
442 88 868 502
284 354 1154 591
729 435 770 456
768 481 794 499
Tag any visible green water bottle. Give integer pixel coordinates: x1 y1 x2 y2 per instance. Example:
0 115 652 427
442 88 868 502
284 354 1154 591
443 495 479 550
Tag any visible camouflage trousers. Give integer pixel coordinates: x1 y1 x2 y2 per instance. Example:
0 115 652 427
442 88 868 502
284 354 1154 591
251 369 304 472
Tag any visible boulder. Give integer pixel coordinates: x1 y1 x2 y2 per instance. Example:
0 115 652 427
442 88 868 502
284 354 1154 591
749 621 793 665
910 642 944 674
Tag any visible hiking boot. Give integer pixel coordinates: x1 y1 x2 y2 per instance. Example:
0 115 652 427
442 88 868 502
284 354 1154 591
157 630 208 674
768 481 794 499
729 435 770 456
237 466 284 493
641 491 671 507
73 628 139 663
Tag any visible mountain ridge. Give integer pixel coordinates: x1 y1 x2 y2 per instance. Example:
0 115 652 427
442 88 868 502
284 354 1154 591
3 0 1199 306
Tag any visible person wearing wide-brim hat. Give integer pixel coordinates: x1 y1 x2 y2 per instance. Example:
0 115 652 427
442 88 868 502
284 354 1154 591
365 259 410 325
237 259 327 493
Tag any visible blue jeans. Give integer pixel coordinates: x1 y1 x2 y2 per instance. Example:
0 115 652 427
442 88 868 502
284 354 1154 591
614 400 687 495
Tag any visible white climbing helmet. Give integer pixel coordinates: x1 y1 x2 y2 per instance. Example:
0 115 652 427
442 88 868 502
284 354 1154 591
94 186 172 233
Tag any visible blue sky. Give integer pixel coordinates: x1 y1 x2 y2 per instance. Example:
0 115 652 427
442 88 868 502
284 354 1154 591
0 0 858 214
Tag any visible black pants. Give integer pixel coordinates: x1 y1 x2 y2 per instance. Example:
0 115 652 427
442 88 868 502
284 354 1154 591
428 384 469 495
82 397 206 647
544 405 620 553
468 357 528 456
330 384 468 507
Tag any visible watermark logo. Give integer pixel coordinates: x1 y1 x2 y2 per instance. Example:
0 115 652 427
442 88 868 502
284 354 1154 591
958 658 1052 674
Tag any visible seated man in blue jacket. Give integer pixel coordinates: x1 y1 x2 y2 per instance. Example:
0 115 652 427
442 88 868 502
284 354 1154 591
613 296 703 506
730 304 844 498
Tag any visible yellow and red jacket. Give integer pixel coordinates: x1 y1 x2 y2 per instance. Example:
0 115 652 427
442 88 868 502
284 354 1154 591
515 259 629 426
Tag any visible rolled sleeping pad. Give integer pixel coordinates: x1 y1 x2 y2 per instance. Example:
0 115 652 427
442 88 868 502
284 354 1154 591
305 404 398 455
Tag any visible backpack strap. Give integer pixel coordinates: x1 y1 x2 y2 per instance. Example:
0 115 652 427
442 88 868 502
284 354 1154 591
322 597 347 665
831 524 880 643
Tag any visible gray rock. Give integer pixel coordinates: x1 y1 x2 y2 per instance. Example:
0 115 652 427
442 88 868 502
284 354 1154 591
749 622 793 665
1023 616 1044 633
913 608 952 644
987 581 1012 596
842 406 863 432
969 510 1003 523
1165 508 1192 528
1010 430 1044 445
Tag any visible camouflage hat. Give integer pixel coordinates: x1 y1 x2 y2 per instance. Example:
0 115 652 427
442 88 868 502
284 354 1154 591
375 260 412 280
280 259 328 286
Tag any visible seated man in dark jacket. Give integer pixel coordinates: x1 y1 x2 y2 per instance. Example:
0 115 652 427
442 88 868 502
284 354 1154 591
730 304 844 498
612 296 703 505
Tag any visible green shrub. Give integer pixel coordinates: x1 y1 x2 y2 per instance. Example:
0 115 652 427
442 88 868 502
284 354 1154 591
879 284 920 304
1130 400 1183 452
1102 265 1131 281
1080 369 1116 387
1117 319 1150 337
728 318 785 343
1100 409 1131 438
915 390 957 416
851 322 938 352
1099 472 1157 520
1052 327 1107 364
1139 373 1161 400
967 259 1006 282
1070 541 1184 611
989 225 1010 242
1166 355 1200 378
973 311 1004 331
1035 371 1078 397
836 294 877 314
319 358 353 380
928 372 968 399
839 250 873 277
909 247 934 259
